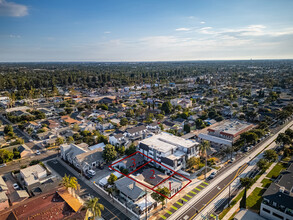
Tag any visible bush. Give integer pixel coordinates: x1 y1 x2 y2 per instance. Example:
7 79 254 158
29 160 40 166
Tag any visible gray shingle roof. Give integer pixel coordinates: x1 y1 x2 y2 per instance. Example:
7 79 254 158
115 177 145 201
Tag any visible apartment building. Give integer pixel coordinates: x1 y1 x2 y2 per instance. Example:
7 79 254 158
138 132 199 173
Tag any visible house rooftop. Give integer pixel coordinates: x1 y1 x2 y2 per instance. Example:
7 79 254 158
208 120 254 137
140 132 198 153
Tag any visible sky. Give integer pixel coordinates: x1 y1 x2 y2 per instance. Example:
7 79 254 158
0 0 293 62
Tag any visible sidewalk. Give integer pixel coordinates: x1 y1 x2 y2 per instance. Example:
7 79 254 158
223 161 277 220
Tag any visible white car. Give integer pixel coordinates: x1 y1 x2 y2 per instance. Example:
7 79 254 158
13 183 19 190
0 163 6 168
87 170 96 176
209 171 217 179
35 150 41 155
29 139 34 142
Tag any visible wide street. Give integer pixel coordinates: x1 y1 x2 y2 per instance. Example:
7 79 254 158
46 159 131 220
168 119 293 220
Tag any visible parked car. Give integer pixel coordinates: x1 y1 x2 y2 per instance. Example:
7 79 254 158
0 163 6 168
84 173 93 180
87 170 96 176
13 183 19 190
209 171 217 179
35 150 41 155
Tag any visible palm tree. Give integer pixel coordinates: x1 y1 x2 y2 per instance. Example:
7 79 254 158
198 140 211 180
62 174 71 190
84 197 104 220
62 174 80 196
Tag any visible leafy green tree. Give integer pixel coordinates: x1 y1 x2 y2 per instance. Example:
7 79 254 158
120 118 128 126
195 119 205 129
102 144 117 162
257 159 270 171
184 123 191 133
55 137 65 146
186 156 200 169
151 187 170 209
125 144 136 156
156 114 164 121
263 149 278 162
67 136 74 144
161 101 173 114
84 197 104 220
4 125 13 134
285 129 293 139
240 132 258 144
199 140 211 180
107 173 118 185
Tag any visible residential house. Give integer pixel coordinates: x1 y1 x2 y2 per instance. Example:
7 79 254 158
60 115 82 125
124 125 147 141
74 148 104 173
109 133 128 147
170 98 192 108
260 162 293 220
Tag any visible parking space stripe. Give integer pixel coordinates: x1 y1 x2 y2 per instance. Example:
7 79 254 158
203 182 209 185
176 201 183 206
190 190 197 194
182 198 188 202
171 206 178 210
161 215 167 219
195 187 201 191
198 184 205 188
186 194 192 198
166 210 172 215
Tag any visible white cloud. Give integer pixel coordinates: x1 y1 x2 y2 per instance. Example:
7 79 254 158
9 34 21 38
0 0 28 17
175 27 191 31
104 31 111 34
200 21 205 24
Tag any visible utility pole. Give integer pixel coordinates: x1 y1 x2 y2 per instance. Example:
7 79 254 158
228 182 231 207
145 189 148 220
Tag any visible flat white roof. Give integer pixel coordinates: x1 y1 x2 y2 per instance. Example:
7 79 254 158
140 132 198 153
198 133 232 146
209 120 253 136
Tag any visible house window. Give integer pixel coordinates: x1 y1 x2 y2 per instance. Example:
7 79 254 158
262 208 270 213
272 212 284 219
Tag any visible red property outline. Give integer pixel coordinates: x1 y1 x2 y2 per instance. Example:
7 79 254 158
109 151 192 199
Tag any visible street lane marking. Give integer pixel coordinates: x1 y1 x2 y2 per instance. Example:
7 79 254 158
161 215 167 219
198 185 205 188
182 198 188 202
176 201 183 206
190 191 196 194
166 210 172 215
171 206 178 210
186 194 192 198
195 188 201 191
189 163 248 220
203 182 209 185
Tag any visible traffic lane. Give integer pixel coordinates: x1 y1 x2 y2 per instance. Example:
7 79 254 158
177 167 242 220
47 160 129 220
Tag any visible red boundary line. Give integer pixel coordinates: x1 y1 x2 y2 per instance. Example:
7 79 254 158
108 151 192 199
151 173 175 190
127 160 153 176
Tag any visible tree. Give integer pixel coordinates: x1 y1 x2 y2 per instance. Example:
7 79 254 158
285 129 293 139
55 137 65 146
125 144 136 156
102 144 117 162
120 118 128 126
4 125 13 134
161 101 173 114
198 140 211 180
195 119 205 129
67 136 74 144
186 156 200 169
263 149 278 162
184 123 191 133
156 114 164 121
107 173 117 185
276 133 291 146
257 159 270 171
62 174 80 196
84 197 104 220
151 187 170 209
239 177 254 209
240 132 258 144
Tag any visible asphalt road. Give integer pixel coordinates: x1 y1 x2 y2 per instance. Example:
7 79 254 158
46 159 130 220
167 164 247 220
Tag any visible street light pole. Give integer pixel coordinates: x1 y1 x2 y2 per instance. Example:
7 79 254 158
145 189 148 220
228 182 231 207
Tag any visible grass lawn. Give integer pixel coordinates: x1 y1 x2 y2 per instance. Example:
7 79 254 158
266 162 286 179
247 187 266 211
261 178 272 188
219 190 244 219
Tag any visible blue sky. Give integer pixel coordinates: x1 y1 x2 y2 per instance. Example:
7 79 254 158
0 0 293 61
